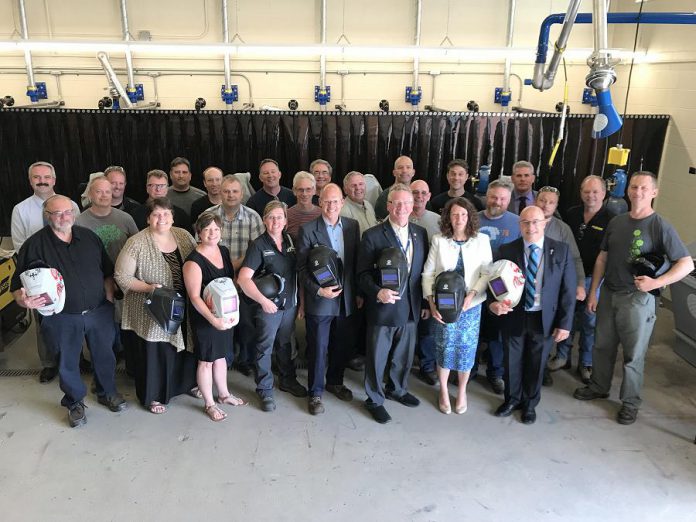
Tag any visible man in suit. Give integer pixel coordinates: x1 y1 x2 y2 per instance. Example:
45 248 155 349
509 161 538 215
357 183 429 424
489 206 576 424
298 183 361 415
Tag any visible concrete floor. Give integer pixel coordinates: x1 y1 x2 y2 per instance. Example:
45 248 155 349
0 307 695 521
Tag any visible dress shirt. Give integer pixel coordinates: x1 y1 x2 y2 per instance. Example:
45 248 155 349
389 218 412 269
522 238 545 312
322 216 345 263
11 194 80 252
208 204 265 261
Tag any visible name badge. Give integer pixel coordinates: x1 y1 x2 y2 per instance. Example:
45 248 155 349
262 250 275 257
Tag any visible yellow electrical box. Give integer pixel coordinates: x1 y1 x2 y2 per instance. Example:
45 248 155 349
0 255 17 311
608 146 630 166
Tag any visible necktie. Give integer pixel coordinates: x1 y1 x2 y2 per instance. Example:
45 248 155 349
524 244 539 309
518 196 527 213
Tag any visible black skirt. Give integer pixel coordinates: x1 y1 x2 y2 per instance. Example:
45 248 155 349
125 330 197 407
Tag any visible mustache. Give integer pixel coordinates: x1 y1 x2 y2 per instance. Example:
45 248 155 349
36 183 50 187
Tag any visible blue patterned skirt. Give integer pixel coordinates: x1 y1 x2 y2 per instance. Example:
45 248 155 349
434 303 482 372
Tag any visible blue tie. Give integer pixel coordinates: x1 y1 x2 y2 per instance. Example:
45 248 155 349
524 244 539 310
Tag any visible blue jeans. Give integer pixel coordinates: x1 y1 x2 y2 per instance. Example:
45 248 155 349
556 276 598 367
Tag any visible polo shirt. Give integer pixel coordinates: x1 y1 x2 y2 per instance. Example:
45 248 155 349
245 187 296 216
242 232 298 308
565 204 615 276
429 190 484 214
11 225 113 313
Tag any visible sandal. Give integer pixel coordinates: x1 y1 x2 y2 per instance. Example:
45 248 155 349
149 401 167 414
188 387 203 399
217 394 248 406
204 404 227 422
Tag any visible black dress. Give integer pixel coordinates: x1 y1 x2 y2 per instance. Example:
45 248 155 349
186 245 236 362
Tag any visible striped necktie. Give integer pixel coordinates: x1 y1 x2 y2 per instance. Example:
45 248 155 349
524 244 539 310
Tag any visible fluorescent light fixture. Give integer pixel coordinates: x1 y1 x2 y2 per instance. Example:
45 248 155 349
0 40 655 63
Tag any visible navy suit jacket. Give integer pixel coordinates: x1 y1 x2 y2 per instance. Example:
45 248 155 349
297 216 360 317
492 236 576 337
357 221 429 327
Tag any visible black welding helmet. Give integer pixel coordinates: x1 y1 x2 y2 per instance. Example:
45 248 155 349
308 244 343 289
145 287 185 335
254 271 286 309
377 247 408 296
434 271 467 324
631 253 671 296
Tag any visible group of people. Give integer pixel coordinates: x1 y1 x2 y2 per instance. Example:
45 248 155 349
9 155 693 428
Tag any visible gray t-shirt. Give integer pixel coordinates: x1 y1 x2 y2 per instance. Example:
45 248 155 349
545 216 585 285
601 212 689 292
409 210 440 241
167 186 206 217
75 208 139 263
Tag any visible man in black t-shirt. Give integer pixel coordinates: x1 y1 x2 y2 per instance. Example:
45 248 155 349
428 159 483 215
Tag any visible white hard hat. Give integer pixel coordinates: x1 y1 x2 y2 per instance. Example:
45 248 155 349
486 260 526 307
203 277 239 327
20 267 66 316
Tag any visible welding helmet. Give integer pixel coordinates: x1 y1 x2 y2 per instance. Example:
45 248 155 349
145 287 185 335
434 271 467 323
486 260 526 307
20 262 66 316
254 271 286 309
377 247 408 297
631 253 671 296
308 244 343 289
203 277 239 327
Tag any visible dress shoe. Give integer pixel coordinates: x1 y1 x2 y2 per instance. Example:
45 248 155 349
438 395 451 415
279 380 308 398
308 396 325 415
366 404 392 424
521 408 536 425
494 401 521 417
68 401 87 428
617 405 638 425
547 355 571 371
97 393 127 412
573 386 609 401
261 396 276 412
542 368 553 386
385 391 420 407
39 367 58 384
579 366 592 384
325 384 353 402
346 356 365 372
416 369 437 386
488 377 505 395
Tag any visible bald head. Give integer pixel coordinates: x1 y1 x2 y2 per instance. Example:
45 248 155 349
410 180 431 214
44 195 75 235
319 183 344 224
393 156 415 185
519 206 546 243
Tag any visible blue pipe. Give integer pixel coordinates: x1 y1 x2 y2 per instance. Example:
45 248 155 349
536 12 696 65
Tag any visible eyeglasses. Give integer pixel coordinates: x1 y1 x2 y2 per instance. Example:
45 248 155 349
147 183 168 190
539 186 560 194
45 209 75 218
520 219 546 227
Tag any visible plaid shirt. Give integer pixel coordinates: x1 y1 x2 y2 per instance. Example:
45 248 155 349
208 204 265 261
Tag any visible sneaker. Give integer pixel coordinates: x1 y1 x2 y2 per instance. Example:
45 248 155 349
279 380 308 398
579 366 592 384
573 386 609 401
39 367 58 384
488 377 505 395
97 393 127 412
308 396 325 415
68 402 87 427
261 396 276 412
617 405 638 425
547 355 571 371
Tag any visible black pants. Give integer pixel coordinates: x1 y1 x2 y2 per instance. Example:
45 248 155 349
305 313 352 396
501 311 553 409
41 301 117 409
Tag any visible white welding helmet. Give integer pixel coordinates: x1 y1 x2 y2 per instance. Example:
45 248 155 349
20 266 66 316
486 260 526 307
203 277 239 327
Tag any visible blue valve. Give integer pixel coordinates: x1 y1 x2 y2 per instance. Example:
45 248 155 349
26 81 47 103
405 86 422 106
582 88 598 107
127 84 145 103
494 87 512 107
221 85 239 105
314 86 331 106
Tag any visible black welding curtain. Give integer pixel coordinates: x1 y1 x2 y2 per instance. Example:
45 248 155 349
0 109 669 235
